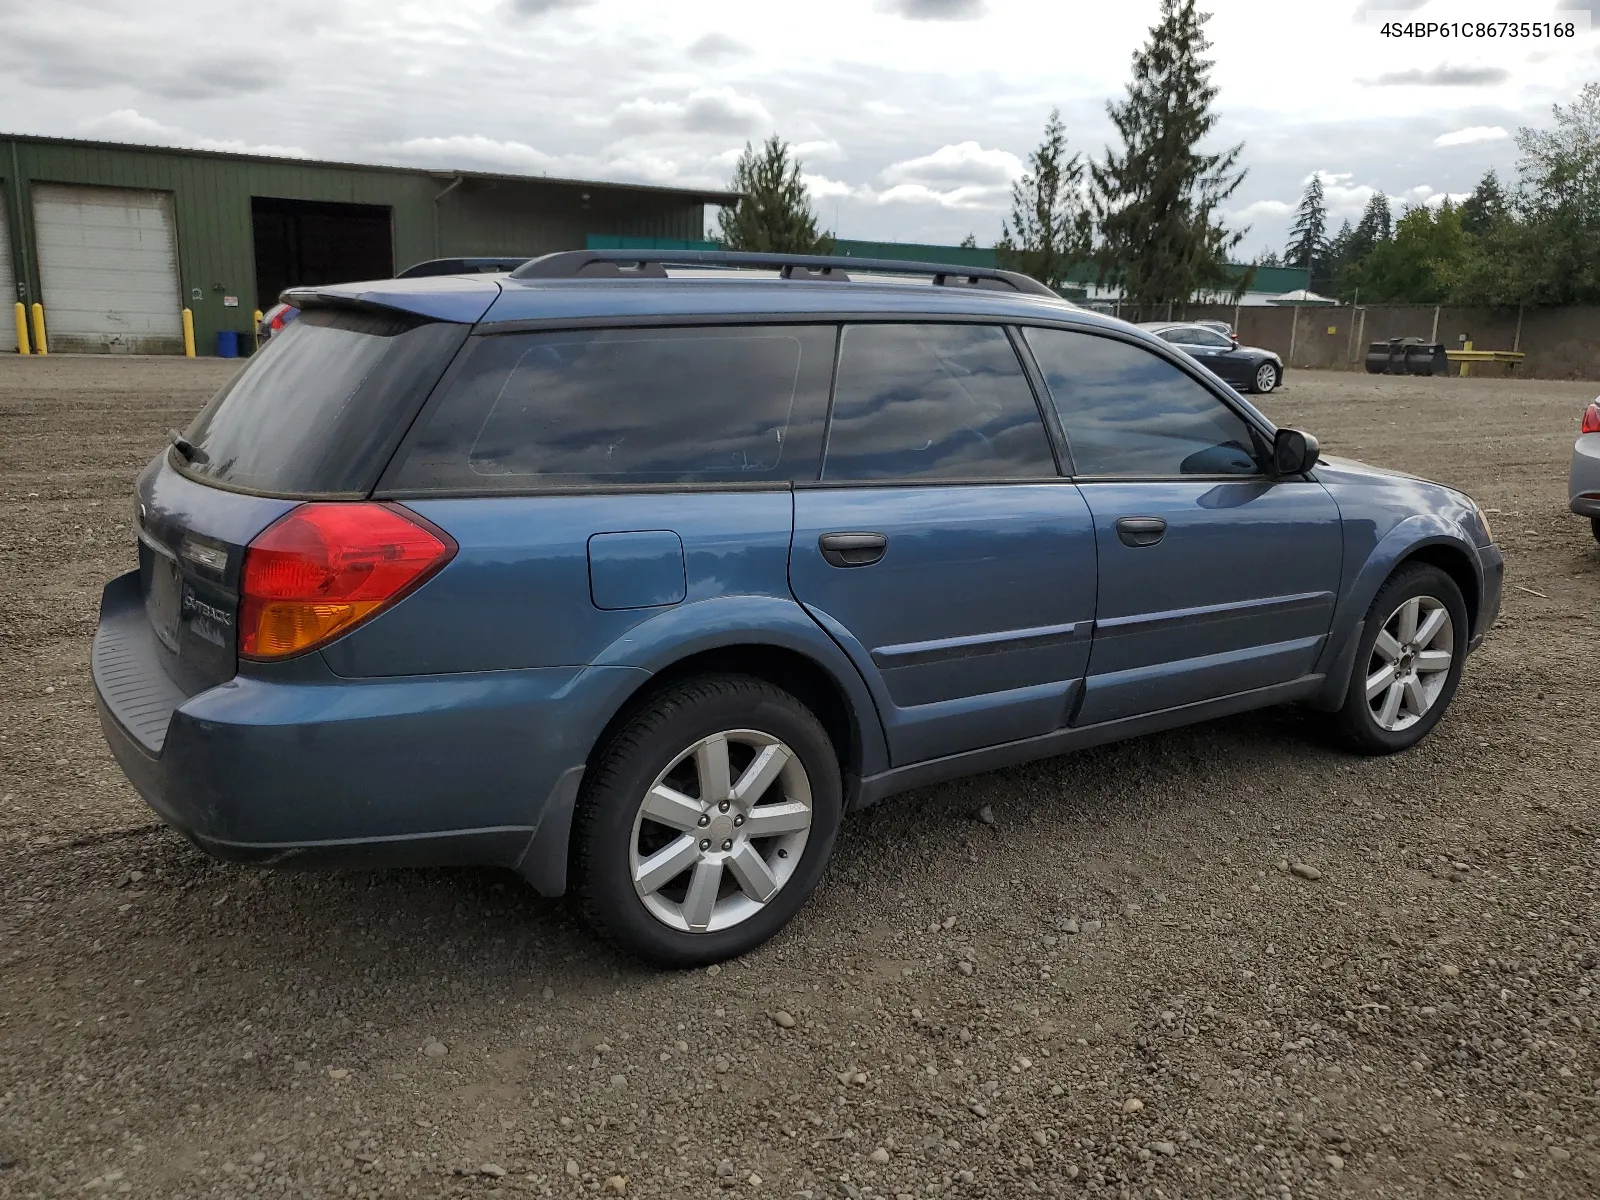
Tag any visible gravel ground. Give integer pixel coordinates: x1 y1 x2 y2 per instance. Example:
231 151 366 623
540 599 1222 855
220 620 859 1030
2 356 1598 1200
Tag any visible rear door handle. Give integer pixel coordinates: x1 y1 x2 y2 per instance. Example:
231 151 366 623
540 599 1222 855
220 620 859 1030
818 532 888 568
1115 516 1166 548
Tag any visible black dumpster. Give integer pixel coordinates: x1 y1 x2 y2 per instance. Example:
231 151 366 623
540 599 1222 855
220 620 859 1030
1365 337 1448 376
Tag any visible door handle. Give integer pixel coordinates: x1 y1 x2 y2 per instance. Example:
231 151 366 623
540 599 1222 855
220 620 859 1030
1115 516 1166 548
818 531 888 568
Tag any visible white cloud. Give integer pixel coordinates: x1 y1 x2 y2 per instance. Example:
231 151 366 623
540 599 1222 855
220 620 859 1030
881 141 1022 187
800 173 858 199
875 0 988 18
792 139 845 163
1433 125 1510 146
611 87 771 136
79 109 307 158
379 133 565 174
874 181 1007 209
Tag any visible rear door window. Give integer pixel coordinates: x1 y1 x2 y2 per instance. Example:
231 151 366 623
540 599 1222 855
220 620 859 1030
1023 327 1263 477
386 325 835 490
180 308 468 496
821 323 1056 481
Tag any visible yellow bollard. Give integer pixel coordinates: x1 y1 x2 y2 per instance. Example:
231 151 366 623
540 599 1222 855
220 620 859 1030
1459 339 1472 377
13 302 30 355
30 302 47 355
252 309 263 353
182 308 196 358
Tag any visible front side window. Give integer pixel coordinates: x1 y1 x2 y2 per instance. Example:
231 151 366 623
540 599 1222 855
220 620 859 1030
1023 327 1262 477
387 325 835 490
1189 329 1235 348
822 323 1056 481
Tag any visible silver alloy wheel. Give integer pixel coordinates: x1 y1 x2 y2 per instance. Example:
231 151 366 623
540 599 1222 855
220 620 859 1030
1365 595 1454 732
629 730 813 934
1256 362 1278 392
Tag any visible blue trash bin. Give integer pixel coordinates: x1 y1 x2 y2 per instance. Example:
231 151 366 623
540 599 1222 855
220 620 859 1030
216 330 239 359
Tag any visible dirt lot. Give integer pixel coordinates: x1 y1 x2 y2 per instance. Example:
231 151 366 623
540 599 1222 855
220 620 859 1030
2 356 1597 1200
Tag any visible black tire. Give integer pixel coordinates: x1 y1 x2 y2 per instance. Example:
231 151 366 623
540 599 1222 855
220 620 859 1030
1250 360 1281 394
1331 563 1469 755
1591 517 1600 546
571 674 842 967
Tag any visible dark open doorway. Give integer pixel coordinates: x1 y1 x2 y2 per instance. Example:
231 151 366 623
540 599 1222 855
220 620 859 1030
251 197 394 310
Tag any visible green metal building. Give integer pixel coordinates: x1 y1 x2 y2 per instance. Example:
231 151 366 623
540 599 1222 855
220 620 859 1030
1 134 736 355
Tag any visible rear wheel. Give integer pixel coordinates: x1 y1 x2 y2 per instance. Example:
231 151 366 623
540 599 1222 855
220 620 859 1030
1591 517 1600 545
1251 361 1280 393
571 675 841 966
1331 564 1468 754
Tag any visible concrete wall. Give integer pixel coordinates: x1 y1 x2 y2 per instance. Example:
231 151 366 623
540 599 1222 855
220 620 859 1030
1113 301 1600 381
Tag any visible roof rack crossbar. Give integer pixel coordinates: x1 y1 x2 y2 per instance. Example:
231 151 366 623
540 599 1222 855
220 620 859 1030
509 249 1059 299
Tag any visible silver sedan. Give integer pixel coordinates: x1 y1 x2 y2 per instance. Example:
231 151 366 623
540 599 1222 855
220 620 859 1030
1572 397 1600 545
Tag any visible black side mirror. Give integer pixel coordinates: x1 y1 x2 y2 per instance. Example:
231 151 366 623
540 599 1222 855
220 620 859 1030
1272 427 1320 476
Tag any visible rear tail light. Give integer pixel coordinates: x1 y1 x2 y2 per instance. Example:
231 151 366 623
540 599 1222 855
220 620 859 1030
1582 401 1600 435
239 503 456 660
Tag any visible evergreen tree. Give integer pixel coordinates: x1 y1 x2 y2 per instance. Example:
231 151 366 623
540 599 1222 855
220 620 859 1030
1285 174 1329 281
715 136 834 253
1324 219 1354 294
958 233 978 248
996 108 1091 290
1459 168 1507 237
1091 0 1247 305
1255 249 1283 268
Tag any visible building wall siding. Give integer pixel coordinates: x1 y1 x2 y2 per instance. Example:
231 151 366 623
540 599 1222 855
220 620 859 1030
1 136 722 354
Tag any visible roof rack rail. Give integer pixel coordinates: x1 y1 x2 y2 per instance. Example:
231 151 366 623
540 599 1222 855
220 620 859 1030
509 248 1061 299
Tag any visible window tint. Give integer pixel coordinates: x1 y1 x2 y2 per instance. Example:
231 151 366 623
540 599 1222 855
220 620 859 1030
181 308 467 496
1023 327 1263 477
822 324 1055 481
1156 327 1194 344
387 325 835 490
1189 328 1234 348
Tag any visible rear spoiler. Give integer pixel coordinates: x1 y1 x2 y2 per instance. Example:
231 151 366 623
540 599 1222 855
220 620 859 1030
281 275 502 324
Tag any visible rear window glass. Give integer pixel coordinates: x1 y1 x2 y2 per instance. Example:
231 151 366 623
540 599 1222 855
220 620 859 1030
386 325 835 491
822 323 1056 481
180 308 467 496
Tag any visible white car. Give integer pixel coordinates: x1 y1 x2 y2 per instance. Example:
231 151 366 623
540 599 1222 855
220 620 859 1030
1571 397 1600 545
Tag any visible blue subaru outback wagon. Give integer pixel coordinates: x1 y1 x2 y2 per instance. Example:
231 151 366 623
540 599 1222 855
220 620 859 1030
94 249 1504 965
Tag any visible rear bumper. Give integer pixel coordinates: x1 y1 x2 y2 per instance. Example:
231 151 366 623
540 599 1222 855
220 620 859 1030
92 571 644 891
1571 434 1600 517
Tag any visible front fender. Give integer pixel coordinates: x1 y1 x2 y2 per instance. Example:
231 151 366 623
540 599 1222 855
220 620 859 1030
1310 513 1491 709
589 594 890 778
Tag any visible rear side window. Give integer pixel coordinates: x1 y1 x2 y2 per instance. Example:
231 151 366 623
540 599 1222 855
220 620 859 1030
387 325 835 490
1024 327 1262 477
822 323 1056 481
180 308 467 496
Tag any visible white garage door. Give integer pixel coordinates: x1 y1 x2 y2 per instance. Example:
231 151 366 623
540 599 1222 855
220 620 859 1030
0 194 15 353
33 184 183 354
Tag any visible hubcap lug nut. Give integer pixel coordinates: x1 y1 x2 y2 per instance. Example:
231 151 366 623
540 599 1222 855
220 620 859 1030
699 839 711 851
719 801 730 813
733 815 744 827
722 839 733 851
698 814 709 827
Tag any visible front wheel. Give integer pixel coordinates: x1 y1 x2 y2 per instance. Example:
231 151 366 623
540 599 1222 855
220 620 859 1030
1331 564 1469 754
1251 361 1281 393
570 675 842 966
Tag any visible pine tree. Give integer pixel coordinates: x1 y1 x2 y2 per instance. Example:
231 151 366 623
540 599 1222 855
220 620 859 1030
715 136 834 253
1459 168 1507 237
958 233 978 248
1285 175 1329 282
996 109 1090 291
1323 219 1353 294
1091 0 1247 306
1354 193 1392 248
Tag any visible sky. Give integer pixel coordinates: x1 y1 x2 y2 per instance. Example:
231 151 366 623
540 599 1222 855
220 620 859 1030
2 0 1598 260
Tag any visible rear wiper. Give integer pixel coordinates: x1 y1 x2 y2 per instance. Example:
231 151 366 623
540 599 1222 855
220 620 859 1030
168 430 207 464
